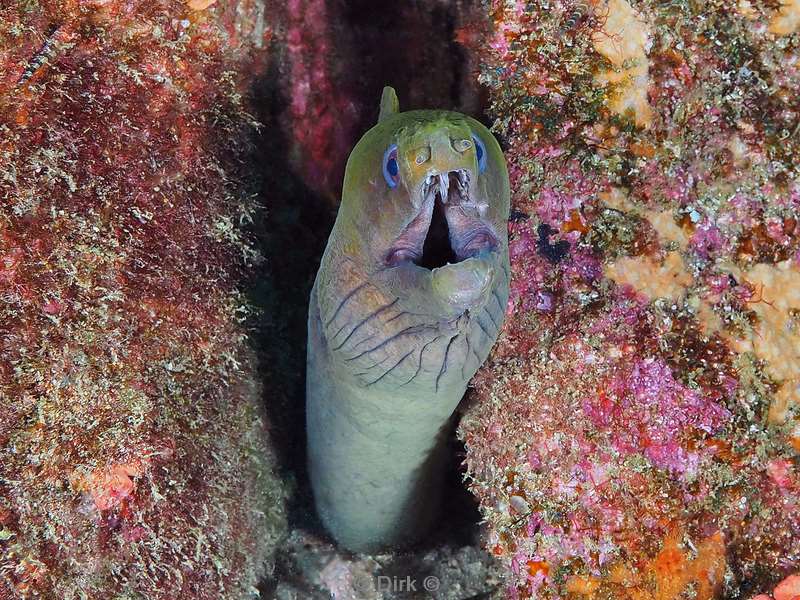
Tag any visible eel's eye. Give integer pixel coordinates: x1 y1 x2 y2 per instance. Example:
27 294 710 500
383 144 399 188
472 133 487 174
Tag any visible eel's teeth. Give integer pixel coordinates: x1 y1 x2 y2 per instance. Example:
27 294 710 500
438 173 449 203
425 178 436 203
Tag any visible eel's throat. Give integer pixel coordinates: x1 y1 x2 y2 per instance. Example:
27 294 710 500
385 170 498 269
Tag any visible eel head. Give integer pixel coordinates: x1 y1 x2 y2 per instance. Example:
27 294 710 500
316 87 510 391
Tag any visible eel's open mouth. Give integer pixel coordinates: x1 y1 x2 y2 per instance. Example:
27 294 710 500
385 169 498 269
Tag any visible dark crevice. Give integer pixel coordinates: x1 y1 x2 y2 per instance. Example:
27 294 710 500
252 4 489 594
248 53 331 538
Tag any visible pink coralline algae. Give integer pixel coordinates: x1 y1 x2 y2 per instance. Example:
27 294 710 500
458 0 800 596
582 358 731 477
282 0 360 201
0 2 286 598
690 219 728 260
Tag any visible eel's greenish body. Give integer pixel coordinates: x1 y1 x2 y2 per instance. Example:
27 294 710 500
307 88 510 552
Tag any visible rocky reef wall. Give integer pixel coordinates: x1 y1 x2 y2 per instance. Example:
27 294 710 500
2 0 799 598
0 2 287 598
458 0 800 597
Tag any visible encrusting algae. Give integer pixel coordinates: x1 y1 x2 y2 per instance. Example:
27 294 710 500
0 2 287 598
2 0 799 597
457 0 800 597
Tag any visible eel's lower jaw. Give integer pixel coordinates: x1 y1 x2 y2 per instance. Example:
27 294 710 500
450 221 497 261
430 254 497 314
385 169 498 269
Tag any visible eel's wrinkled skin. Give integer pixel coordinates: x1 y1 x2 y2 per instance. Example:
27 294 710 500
306 87 510 552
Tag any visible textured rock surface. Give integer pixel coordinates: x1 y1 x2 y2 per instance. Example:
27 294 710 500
0 2 287 598
267 528 505 600
6 0 798 597
458 0 800 597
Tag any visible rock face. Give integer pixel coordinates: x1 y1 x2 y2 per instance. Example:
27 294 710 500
458 0 800 597
268 529 505 600
0 2 287 598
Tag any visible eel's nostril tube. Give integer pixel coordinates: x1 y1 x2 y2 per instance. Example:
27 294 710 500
414 147 431 165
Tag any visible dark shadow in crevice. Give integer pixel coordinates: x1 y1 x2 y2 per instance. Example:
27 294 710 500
336 0 486 134
248 2 492 592
247 54 332 535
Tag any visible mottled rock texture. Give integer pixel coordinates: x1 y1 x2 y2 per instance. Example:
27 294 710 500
268 528 505 600
0 2 287 598
457 0 800 597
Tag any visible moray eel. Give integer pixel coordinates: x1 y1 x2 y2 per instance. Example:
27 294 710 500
307 87 510 552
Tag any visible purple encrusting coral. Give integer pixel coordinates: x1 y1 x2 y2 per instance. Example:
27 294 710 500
582 358 731 477
0 1 287 598
457 0 800 596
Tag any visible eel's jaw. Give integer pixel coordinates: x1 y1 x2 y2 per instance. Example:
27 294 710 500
384 168 498 270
